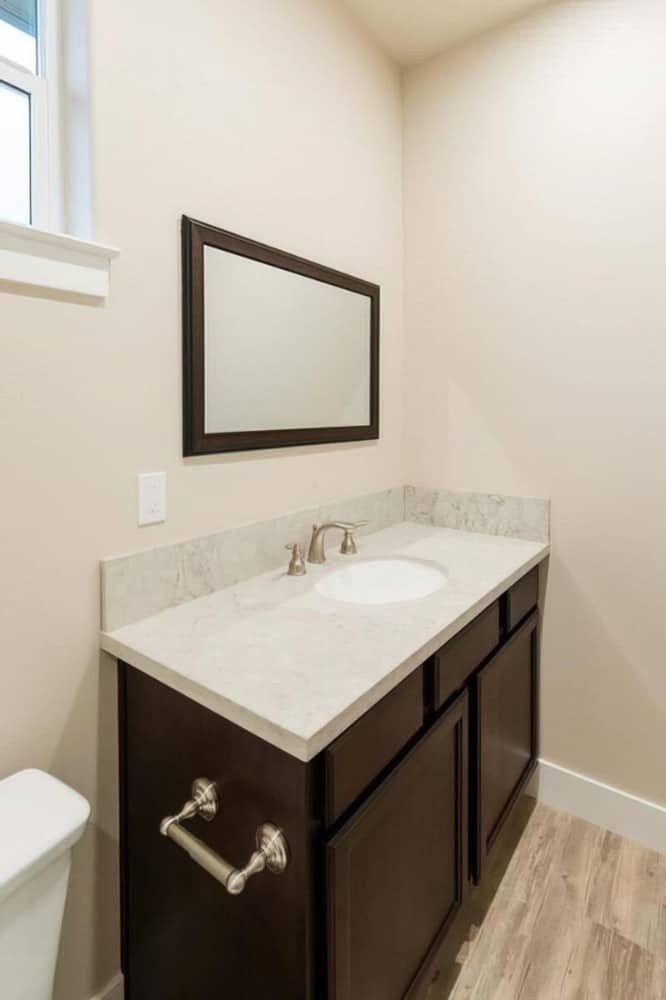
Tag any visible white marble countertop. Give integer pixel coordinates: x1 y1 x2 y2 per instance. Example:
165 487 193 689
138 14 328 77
101 522 549 761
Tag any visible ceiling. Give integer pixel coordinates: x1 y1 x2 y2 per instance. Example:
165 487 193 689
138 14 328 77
341 0 552 67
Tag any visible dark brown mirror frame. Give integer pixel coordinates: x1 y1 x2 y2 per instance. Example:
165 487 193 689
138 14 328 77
182 216 380 456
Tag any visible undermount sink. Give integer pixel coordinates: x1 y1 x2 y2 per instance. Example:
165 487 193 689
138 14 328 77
315 557 447 605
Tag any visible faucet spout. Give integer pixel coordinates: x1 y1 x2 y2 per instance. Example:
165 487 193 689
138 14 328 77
307 521 368 564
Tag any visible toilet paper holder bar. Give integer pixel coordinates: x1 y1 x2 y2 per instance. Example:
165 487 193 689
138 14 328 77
159 777 289 895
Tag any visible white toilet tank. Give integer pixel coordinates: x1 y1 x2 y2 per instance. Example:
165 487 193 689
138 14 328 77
0 769 90 1000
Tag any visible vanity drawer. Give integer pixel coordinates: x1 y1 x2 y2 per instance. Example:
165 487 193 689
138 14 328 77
324 668 424 825
433 601 500 710
506 567 539 633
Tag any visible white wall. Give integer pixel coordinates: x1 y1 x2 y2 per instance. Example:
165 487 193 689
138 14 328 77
0 2 403 996
404 0 666 810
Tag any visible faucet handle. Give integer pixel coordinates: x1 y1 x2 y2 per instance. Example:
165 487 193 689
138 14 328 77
285 543 307 576
339 521 368 555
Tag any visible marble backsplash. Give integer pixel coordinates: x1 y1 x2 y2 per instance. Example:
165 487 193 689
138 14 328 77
405 487 550 544
101 487 405 631
102 485 550 631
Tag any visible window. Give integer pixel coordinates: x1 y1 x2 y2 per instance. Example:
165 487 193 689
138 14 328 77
0 0 117 299
0 0 58 227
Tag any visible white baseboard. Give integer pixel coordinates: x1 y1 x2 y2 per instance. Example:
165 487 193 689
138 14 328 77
90 973 123 1000
529 759 666 854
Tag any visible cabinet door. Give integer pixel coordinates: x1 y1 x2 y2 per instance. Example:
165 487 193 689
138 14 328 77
474 611 538 882
327 690 468 1000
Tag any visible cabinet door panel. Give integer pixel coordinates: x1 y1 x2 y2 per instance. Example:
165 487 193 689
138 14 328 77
327 691 468 1000
474 611 538 881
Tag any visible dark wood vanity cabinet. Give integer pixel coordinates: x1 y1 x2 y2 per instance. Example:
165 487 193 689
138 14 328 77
327 692 468 1000
118 565 542 1000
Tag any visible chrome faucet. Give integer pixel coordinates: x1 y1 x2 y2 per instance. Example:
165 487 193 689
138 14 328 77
307 521 368 564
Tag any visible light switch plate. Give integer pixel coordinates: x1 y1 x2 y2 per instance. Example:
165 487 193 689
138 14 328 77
137 472 167 526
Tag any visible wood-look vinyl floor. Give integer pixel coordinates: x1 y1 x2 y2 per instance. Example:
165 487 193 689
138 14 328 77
428 803 666 1000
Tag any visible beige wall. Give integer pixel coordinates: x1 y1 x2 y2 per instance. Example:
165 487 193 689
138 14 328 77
0 2 403 996
403 0 666 809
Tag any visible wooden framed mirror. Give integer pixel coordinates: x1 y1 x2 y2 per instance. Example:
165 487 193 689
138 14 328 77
182 217 380 456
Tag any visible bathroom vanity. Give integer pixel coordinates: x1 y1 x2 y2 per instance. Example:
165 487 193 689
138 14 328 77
105 519 546 1000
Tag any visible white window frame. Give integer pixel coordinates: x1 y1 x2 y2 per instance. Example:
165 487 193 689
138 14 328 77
0 0 118 300
0 0 61 230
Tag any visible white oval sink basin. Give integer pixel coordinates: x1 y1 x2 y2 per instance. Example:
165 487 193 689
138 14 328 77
315 558 447 605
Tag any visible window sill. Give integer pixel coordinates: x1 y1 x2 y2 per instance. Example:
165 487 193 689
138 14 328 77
0 221 119 302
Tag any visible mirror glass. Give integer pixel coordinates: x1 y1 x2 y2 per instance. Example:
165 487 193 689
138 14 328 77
203 246 371 434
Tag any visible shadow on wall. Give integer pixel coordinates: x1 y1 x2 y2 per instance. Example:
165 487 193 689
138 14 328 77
540 552 666 807
51 653 120 1000
414 368 666 809
444 376 541 496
